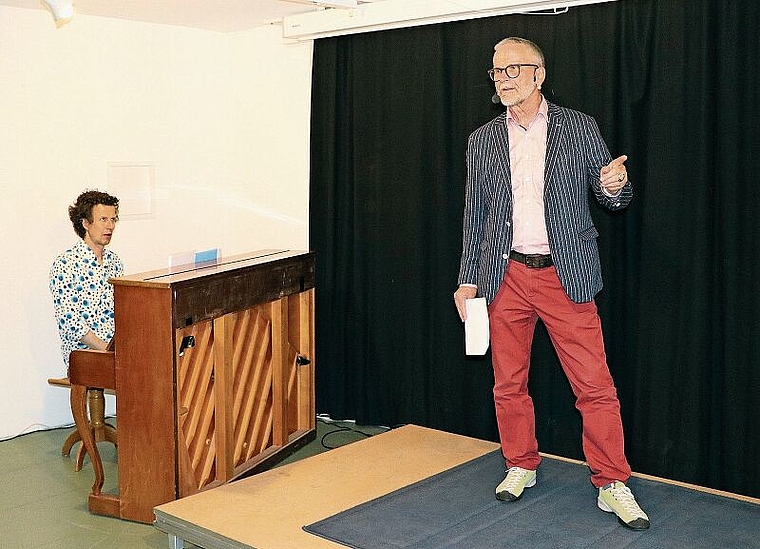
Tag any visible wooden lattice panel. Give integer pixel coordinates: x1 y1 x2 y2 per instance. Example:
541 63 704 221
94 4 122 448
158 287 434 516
175 321 217 492
173 292 313 496
230 307 274 467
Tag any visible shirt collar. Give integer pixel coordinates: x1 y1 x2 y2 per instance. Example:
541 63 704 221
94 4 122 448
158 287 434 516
74 239 113 265
507 95 548 129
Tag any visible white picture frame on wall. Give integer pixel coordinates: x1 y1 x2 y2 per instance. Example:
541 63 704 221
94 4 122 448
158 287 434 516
107 161 155 219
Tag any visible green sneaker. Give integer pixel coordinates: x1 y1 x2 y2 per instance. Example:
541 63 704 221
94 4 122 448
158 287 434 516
598 481 650 530
495 467 536 501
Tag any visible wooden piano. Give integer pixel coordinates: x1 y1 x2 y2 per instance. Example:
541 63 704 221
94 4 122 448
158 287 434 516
68 249 316 524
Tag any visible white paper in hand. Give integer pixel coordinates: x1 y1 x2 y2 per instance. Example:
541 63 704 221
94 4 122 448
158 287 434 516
465 297 489 355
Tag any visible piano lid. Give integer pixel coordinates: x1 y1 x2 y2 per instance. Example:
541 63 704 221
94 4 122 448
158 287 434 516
110 249 311 288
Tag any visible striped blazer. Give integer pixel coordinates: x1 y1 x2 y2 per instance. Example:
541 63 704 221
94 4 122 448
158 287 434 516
457 101 633 304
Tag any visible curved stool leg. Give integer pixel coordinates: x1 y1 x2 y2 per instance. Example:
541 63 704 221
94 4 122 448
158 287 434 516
68 389 118 471
61 428 81 456
70 385 105 497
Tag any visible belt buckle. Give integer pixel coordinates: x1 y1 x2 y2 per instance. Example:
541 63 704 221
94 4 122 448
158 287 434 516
525 255 541 268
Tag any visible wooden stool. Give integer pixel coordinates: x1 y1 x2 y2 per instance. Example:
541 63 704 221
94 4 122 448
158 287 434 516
48 377 117 471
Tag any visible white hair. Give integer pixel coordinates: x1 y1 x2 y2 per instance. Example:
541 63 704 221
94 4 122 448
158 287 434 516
493 37 545 66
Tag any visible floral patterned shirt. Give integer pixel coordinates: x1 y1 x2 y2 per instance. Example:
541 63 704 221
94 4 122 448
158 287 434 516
49 240 124 365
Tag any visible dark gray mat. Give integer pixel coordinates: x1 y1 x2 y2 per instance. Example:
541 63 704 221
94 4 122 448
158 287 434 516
304 450 760 549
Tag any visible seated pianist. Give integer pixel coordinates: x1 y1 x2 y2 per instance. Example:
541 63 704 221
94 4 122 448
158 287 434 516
49 190 123 370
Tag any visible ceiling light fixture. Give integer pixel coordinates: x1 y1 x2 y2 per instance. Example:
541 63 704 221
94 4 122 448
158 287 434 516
42 0 74 26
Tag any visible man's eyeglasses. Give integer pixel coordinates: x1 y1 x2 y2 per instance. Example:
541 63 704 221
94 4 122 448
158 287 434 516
487 64 539 81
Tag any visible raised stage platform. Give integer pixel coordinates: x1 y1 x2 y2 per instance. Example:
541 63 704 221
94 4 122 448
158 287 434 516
153 424 760 549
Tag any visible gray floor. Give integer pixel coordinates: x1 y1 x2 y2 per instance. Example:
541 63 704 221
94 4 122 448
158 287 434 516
0 418 386 549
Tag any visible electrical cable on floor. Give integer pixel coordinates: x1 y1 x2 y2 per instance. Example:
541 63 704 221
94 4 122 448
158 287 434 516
0 422 71 442
316 416 391 450
1 415 118 443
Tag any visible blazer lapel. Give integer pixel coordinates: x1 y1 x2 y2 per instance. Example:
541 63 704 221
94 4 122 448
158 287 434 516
490 112 512 198
544 102 564 191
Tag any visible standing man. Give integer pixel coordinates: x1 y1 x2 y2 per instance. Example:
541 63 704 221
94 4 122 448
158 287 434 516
454 37 649 530
50 190 123 367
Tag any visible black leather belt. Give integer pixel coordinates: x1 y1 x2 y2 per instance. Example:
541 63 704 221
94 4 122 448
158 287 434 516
509 250 553 268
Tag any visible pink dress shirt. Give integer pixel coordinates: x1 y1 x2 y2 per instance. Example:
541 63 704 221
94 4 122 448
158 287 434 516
507 98 550 255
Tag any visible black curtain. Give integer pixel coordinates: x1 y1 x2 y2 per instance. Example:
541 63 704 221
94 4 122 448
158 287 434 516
309 0 760 498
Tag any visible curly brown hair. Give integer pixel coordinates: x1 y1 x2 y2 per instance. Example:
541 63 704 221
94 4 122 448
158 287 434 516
68 190 119 239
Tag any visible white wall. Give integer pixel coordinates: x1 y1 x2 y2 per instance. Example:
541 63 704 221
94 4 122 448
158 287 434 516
0 6 313 439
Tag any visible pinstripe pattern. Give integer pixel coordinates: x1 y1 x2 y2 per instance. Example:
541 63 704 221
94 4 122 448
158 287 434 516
458 101 632 304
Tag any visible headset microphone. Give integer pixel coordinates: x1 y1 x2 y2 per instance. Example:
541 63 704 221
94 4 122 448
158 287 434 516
492 92 501 104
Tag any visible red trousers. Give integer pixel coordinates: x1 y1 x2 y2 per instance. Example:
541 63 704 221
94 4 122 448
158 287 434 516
488 261 631 487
